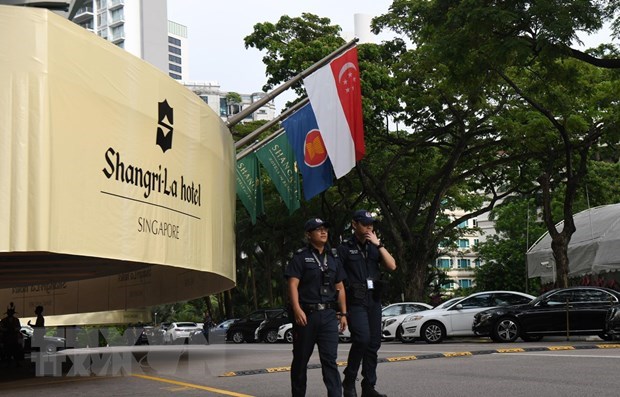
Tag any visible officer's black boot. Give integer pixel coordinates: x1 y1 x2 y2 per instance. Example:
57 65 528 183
361 385 387 397
343 377 357 397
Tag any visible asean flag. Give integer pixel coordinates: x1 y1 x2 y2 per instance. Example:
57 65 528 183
304 46 365 179
282 103 334 200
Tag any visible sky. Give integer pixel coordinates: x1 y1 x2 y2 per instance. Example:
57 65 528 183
167 0 394 112
167 1 616 113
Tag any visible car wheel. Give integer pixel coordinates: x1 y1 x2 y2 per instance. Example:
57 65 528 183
285 329 294 343
521 334 543 342
232 330 244 344
44 343 56 354
339 335 351 343
491 317 520 343
421 321 445 344
396 325 415 343
598 332 614 341
265 330 278 343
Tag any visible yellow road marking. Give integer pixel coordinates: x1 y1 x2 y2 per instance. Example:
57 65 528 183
266 366 290 373
132 374 254 397
548 346 574 351
496 348 525 353
443 352 473 358
596 344 620 349
386 355 418 362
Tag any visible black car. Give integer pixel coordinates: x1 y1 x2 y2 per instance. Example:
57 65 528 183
605 304 620 340
472 286 620 343
255 310 290 343
226 308 286 343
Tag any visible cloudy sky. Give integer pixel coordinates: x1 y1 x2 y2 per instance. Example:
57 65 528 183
167 0 393 111
167 1 615 113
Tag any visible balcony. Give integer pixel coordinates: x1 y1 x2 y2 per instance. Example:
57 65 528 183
108 0 124 10
72 5 93 24
108 16 124 27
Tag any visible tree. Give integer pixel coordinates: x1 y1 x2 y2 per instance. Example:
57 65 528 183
246 14 534 301
376 0 620 289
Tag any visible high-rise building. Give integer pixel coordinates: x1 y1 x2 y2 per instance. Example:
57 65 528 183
71 0 185 81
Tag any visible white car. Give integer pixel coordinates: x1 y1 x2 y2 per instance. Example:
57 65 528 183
164 322 202 344
380 302 433 341
277 322 294 343
400 291 536 344
277 322 352 343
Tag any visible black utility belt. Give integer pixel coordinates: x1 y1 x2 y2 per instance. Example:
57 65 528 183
301 302 338 312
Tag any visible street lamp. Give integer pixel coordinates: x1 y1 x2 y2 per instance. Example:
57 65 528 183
154 312 158 325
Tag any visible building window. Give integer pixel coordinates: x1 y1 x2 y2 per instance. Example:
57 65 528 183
472 218 478 227
437 258 451 269
97 12 107 26
169 54 182 64
459 279 472 288
168 36 181 46
169 72 182 80
457 259 471 268
219 98 228 116
474 238 479 246
169 45 181 55
441 282 455 290
457 220 468 228
169 64 182 73
474 259 482 267
199 95 208 104
458 239 469 248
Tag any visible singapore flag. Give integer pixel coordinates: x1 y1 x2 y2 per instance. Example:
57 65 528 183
304 46 365 179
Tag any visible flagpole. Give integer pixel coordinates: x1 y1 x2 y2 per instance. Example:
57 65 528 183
226 38 359 128
235 97 308 149
236 129 285 160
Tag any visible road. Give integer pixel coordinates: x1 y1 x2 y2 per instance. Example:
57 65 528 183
2 335 619 396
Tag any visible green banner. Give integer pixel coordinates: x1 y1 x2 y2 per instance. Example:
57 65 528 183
236 153 264 224
255 133 301 214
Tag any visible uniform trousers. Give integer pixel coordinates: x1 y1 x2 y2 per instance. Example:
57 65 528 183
291 309 341 397
343 300 382 388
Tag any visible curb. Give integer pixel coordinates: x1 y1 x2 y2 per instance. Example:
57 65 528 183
219 343 620 377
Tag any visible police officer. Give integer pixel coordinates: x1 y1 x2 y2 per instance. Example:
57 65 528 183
339 210 396 397
285 217 348 397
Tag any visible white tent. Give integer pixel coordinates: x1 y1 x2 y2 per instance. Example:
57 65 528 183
527 203 620 283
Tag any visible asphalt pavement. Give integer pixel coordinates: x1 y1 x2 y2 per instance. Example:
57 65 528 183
2 335 619 396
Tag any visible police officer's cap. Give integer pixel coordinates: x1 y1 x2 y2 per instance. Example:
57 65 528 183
305 218 330 232
353 210 376 225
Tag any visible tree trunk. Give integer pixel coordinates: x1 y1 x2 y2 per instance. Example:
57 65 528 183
551 231 572 288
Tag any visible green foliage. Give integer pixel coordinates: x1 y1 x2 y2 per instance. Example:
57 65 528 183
225 5 620 310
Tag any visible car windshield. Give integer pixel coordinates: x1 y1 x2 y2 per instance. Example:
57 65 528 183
436 297 462 309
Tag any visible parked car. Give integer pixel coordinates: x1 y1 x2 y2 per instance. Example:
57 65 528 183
164 322 202 344
210 318 238 337
381 302 433 319
226 308 286 343
277 322 294 343
473 286 620 342
606 304 620 340
381 302 433 341
255 310 290 343
400 291 535 344
20 326 66 354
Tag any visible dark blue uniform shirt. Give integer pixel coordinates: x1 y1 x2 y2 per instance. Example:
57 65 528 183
337 238 383 305
285 246 346 304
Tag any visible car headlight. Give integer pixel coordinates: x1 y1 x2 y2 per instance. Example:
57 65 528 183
384 318 397 327
403 314 424 323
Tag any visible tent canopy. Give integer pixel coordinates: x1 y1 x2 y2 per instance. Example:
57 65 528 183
527 203 620 282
